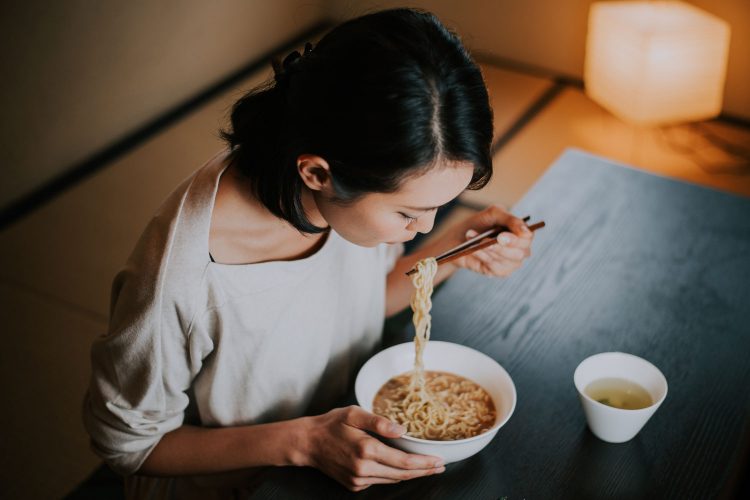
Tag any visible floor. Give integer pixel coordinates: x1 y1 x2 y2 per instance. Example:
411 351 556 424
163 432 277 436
0 57 748 499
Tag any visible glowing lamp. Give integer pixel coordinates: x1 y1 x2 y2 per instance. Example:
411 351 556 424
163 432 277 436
585 1 730 125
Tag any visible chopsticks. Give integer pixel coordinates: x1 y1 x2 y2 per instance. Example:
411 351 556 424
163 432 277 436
405 215 546 276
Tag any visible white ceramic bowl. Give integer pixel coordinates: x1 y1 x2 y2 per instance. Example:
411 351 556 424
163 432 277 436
355 341 516 464
574 352 668 443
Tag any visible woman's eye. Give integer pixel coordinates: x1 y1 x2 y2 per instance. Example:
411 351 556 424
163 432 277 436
399 212 418 223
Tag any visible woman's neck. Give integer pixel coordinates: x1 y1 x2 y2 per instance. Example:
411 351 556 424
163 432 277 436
300 185 329 230
208 164 328 265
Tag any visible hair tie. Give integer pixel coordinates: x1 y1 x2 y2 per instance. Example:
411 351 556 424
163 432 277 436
283 41 315 70
272 42 315 86
282 50 302 70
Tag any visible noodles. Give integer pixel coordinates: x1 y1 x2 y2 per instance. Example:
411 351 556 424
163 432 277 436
410 258 438 394
373 370 497 440
372 258 497 440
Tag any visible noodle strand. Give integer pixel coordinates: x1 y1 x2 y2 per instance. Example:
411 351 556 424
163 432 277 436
372 258 497 440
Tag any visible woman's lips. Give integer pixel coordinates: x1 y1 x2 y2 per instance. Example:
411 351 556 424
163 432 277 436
386 234 417 244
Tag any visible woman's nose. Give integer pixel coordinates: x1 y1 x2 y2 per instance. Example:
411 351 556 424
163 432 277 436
415 212 436 234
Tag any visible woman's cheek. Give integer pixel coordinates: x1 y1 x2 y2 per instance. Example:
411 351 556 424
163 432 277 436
382 219 409 239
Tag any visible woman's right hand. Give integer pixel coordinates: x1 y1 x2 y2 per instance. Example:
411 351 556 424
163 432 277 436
299 405 445 492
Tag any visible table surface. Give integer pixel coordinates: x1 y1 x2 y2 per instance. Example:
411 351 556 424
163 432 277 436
249 149 750 500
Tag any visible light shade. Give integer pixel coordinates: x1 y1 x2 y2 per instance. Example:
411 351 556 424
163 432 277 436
585 1 730 126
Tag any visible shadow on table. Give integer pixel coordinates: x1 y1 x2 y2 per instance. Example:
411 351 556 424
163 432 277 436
561 429 652 500
246 450 506 499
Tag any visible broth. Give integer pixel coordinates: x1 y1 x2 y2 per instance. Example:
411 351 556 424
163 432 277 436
373 370 496 440
584 377 653 410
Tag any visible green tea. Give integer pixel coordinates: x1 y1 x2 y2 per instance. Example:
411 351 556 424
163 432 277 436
584 377 653 410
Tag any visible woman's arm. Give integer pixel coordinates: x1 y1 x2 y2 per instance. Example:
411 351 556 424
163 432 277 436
138 420 305 475
139 406 444 492
386 205 534 316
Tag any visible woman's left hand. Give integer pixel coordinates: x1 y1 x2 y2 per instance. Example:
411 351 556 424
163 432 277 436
445 205 534 277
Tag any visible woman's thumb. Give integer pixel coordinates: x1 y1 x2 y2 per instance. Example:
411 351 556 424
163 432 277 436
465 229 479 239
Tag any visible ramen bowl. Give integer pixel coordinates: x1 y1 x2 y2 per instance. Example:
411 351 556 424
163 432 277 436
355 341 516 464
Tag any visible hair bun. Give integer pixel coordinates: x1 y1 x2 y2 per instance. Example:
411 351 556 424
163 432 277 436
273 42 315 86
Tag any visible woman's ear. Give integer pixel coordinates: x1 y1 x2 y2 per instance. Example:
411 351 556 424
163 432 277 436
297 154 332 193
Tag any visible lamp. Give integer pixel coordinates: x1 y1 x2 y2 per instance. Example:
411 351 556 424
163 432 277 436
585 1 730 126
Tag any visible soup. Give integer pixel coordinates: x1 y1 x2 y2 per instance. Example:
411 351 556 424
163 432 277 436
373 370 496 440
585 377 653 410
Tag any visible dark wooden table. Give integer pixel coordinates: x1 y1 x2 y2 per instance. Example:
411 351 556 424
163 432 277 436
249 149 750 499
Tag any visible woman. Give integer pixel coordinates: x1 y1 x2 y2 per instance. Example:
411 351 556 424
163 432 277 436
83 8 534 496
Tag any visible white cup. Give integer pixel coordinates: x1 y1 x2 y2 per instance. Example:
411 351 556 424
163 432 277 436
574 352 668 443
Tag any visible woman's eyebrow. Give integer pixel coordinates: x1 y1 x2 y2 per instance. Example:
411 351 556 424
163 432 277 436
402 205 441 212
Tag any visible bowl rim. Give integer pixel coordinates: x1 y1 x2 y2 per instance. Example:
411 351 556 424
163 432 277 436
573 351 669 411
355 340 517 446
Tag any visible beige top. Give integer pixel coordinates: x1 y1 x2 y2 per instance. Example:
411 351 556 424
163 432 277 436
83 149 403 476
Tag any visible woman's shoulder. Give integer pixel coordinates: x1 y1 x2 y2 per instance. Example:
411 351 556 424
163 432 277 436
111 150 230 313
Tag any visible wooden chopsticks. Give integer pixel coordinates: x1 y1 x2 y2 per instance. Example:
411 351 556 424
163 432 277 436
405 215 546 276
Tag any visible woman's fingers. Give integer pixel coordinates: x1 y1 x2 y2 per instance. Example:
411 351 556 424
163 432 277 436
343 405 405 438
471 204 512 230
356 476 403 485
490 237 527 261
461 206 533 260
496 230 532 251
506 214 534 238
347 435 445 489
366 440 443 470
357 460 445 482
340 406 442 470
472 205 530 235
344 475 402 492
470 248 520 277
351 438 444 479
314 407 446 492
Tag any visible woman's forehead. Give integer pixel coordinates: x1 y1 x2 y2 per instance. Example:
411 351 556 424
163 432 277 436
396 161 474 203
361 161 474 208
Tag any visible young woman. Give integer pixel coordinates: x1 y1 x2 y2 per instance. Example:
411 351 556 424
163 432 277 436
83 8 534 497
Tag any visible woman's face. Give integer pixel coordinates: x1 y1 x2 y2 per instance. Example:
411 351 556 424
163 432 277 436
313 161 475 247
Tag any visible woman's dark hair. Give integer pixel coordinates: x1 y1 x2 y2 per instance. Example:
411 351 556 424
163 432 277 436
220 8 493 233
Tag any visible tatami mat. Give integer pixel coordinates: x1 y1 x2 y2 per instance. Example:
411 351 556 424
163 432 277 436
0 282 105 499
462 86 750 209
481 64 553 142
0 70 272 319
